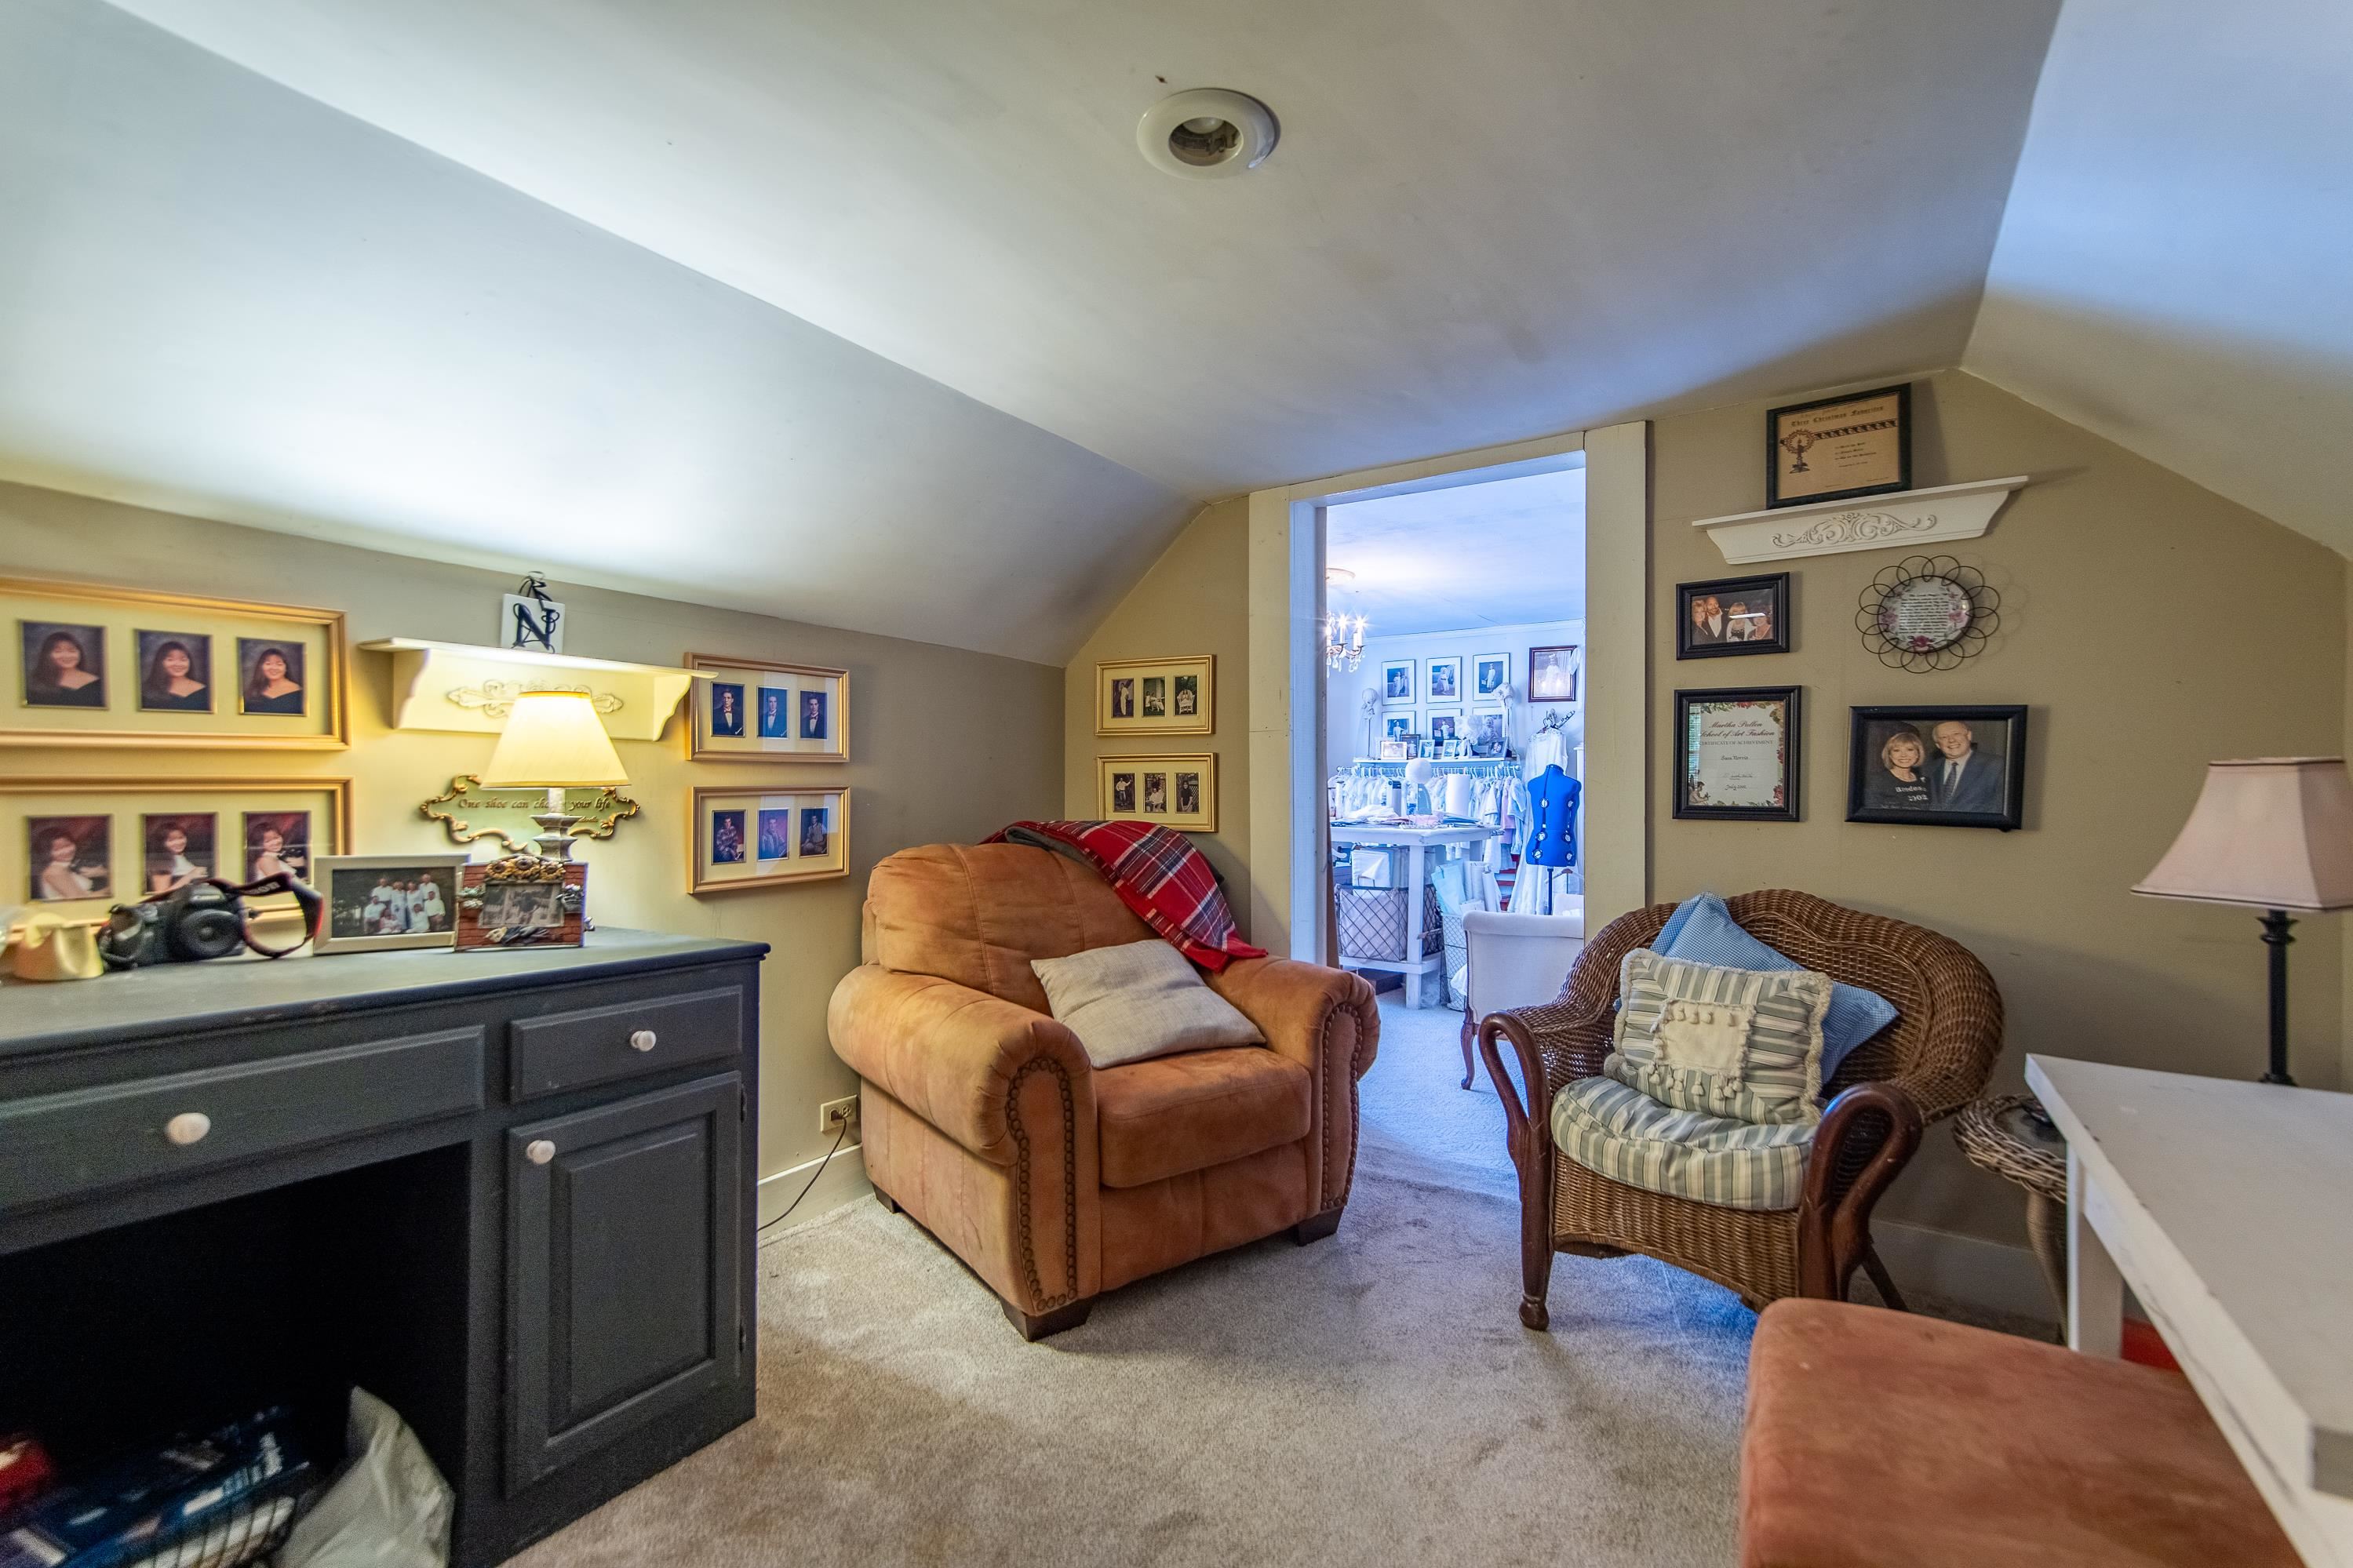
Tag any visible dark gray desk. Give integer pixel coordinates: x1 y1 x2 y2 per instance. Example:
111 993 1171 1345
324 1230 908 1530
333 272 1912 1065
0 929 767 1566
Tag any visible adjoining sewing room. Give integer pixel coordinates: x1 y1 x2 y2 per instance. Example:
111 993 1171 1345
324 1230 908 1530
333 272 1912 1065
1323 464 1586 1178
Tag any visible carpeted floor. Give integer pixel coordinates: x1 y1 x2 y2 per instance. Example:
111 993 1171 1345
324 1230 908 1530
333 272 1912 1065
508 991 1760 1566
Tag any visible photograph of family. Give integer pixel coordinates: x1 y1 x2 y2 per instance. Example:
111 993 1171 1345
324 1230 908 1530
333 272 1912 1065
1678 573 1791 659
327 867 456 938
479 880 563 930
1848 707 2027 829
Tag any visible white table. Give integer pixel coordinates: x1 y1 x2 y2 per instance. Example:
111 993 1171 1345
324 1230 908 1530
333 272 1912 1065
1329 821 1501 1008
2028 1055 2353 1567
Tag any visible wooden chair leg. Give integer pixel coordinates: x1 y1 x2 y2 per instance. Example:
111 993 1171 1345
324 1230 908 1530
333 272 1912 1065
1459 1008 1478 1090
1002 1295 1094 1341
1861 1244 1908 1313
873 1186 900 1213
1293 1207 1344 1244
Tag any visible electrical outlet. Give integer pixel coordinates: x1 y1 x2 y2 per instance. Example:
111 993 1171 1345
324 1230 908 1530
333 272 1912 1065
818 1096 858 1135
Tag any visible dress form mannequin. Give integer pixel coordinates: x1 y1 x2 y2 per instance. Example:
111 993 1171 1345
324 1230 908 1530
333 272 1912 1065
1511 764 1580 915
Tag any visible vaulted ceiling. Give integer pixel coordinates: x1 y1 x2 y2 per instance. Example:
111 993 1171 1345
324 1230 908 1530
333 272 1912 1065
2 0 2339 662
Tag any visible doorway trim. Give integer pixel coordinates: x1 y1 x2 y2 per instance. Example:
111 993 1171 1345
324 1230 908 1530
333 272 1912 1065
1245 420 1649 962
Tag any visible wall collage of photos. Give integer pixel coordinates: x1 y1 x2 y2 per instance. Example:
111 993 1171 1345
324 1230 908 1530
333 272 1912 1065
1093 654 1218 832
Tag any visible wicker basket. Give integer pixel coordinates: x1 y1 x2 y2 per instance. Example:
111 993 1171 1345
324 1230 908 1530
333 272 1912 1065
1335 883 1442 962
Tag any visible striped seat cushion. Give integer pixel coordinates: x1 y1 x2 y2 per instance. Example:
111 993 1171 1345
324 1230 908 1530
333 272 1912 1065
1608 949 1832 1126
1550 1075 1815 1211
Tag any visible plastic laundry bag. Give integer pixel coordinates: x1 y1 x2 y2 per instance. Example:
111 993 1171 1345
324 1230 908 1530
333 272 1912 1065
276 1388 451 1568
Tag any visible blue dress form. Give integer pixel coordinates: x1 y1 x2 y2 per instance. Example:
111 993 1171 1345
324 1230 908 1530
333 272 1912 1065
1518 765 1580 915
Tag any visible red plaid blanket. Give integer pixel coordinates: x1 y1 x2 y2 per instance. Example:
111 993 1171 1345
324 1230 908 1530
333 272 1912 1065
987 820 1265 971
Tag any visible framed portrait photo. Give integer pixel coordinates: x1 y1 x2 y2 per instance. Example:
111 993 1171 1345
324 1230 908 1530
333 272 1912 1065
1767 383 1912 508
1473 653 1510 699
1847 705 2027 831
2 577 345 749
1528 645 1580 703
1095 655 1213 737
1425 657 1463 704
685 654 849 762
457 857 585 949
689 784 851 893
1674 686 1801 822
1098 754 1217 832
1425 708 1462 748
1468 706 1508 757
1678 573 1790 660
1379 659 1416 708
315 853 468 953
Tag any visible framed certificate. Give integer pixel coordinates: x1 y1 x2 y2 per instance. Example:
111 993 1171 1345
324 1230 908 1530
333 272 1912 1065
1674 686 1801 822
1766 384 1911 508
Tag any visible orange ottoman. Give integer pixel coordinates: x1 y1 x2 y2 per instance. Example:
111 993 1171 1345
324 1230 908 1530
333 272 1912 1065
1740 1300 2299 1567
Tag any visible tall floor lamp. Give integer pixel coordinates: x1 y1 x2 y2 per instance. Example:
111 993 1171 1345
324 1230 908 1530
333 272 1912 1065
2132 757 2353 1086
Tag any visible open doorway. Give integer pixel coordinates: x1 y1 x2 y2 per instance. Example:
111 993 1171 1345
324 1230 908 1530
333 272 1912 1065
1321 464 1588 1189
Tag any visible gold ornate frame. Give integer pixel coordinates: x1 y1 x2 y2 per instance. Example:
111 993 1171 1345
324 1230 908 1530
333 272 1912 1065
418 774 640 853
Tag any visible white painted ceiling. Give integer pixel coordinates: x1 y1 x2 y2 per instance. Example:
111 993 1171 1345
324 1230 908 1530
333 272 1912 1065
1327 467 1585 636
1964 0 2353 559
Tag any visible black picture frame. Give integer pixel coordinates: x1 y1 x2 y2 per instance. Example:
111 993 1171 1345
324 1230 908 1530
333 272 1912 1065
1765 382 1912 509
1845 705 2027 831
1673 686 1801 822
1677 573 1791 660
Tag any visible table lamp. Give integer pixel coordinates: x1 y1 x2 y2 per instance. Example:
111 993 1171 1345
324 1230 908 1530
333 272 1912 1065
477 689 628 861
2132 757 2353 1085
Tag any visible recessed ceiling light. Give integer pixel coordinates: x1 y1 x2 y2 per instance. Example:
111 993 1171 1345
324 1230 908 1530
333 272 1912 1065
1137 89 1279 180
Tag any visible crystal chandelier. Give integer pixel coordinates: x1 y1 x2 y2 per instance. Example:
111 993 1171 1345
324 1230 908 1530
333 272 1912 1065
1324 568 1367 671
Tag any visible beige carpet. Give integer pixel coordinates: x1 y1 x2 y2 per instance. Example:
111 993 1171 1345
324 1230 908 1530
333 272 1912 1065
508 1000 1757 1566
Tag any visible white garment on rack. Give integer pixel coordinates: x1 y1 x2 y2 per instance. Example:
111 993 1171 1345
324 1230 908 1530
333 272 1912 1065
1443 773 1476 818
1510 864 1580 915
1521 726 1569 779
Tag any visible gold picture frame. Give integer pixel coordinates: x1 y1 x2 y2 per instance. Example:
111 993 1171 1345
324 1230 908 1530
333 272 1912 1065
688 784 851 893
4 776 352 930
2 574 348 750
417 774 641 853
1095 655 1214 737
683 653 848 762
1097 754 1217 832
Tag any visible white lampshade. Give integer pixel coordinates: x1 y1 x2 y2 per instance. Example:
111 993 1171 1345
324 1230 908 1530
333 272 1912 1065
479 691 628 788
2133 758 2353 912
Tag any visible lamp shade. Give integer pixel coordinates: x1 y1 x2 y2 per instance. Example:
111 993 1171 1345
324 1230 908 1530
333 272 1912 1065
478 690 628 788
2133 758 2353 912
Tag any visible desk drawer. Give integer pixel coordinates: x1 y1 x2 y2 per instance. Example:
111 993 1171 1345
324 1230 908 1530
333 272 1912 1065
0 1028 485 1211
508 986 742 1101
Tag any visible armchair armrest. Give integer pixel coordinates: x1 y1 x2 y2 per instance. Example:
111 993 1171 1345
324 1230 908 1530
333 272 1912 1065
828 965 1096 1170
1796 1081 1924 1300
1207 957 1378 1217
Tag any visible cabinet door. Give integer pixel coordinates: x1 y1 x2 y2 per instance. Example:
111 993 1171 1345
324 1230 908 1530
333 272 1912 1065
506 1074 744 1493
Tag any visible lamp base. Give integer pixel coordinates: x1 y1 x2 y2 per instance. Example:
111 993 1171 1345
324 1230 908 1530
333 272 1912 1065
2259 908 2296 1086
529 787 578 862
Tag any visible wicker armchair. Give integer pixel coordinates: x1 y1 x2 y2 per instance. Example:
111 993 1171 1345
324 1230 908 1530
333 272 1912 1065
1477 890 2002 1328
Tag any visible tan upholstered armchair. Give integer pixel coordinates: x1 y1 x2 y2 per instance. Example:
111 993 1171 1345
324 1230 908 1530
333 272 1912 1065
1477 890 2002 1327
829 843 1379 1340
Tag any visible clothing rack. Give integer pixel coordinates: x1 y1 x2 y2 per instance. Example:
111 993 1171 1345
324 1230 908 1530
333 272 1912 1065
1341 756 1521 777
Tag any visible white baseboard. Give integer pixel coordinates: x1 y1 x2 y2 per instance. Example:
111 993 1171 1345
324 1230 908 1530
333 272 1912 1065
1875 1219 2056 1328
756 1142 871 1237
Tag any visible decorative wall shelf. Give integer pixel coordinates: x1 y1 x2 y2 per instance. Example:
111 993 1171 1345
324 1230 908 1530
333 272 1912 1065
359 639 699 740
1692 476 2029 566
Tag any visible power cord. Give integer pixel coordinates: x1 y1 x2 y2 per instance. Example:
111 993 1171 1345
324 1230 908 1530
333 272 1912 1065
756 1114 853 1237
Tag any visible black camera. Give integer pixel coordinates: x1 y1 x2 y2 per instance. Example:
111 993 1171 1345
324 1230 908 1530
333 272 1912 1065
100 874 323 970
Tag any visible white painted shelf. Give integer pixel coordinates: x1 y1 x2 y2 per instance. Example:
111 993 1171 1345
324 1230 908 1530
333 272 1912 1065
359 638 700 740
1692 475 2029 565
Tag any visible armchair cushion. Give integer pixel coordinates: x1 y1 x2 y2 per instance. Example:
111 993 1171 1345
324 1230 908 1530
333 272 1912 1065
1030 938 1264 1068
1608 950 1831 1126
1095 1048 1313 1189
1656 892 1896 1079
1552 1075 1813 1212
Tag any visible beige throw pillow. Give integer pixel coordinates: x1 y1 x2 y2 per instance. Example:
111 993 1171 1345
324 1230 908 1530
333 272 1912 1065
1029 939 1266 1069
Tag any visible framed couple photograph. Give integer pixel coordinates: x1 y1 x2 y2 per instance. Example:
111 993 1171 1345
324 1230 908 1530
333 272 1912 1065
3 575 347 749
689 784 851 893
1096 655 1214 737
1766 383 1912 509
315 852 470 954
1098 754 1217 832
456 857 585 950
1674 687 1801 822
685 653 849 762
5 777 350 926
1846 706 2027 831
1678 573 1790 659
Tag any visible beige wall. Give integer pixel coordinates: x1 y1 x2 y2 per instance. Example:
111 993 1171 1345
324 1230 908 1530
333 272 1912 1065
1062 497 1254 928
0 480 1064 1184
1652 370 2347 1242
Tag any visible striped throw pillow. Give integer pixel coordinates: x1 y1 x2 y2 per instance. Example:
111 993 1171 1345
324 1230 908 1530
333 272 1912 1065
1607 949 1832 1126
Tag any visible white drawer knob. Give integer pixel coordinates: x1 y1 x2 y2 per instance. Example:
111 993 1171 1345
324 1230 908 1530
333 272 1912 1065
165 1111 211 1147
629 1029 658 1053
526 1139 556 1166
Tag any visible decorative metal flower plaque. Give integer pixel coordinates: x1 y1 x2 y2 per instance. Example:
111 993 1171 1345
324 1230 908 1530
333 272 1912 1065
1856 555 1999 672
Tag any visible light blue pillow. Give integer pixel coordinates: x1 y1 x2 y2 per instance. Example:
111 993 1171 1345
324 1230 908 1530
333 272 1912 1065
1653 893 1897 1082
